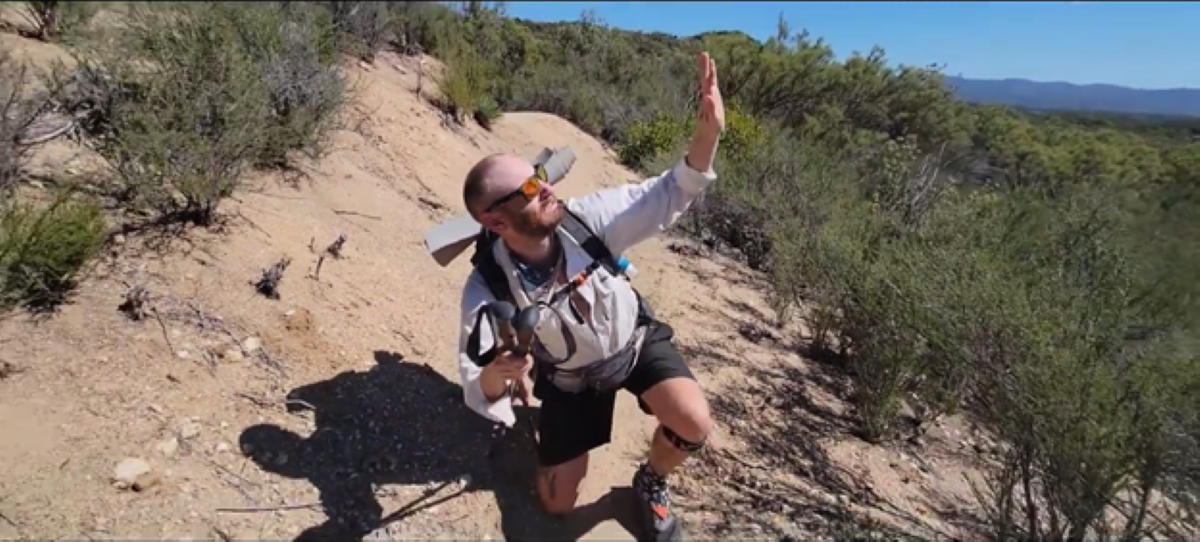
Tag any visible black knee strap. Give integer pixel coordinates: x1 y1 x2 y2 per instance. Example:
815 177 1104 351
663 425 706 452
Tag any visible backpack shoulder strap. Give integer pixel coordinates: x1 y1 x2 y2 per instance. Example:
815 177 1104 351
469 231 514 305
469 207 623 304
559 206 657 323
559 207 621 275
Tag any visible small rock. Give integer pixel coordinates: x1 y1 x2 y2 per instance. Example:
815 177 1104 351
179 420 201 440
176 350 191 360
156 436 180 457
241 337 262 355
113 234 126 245
215 442 231 454
112 457 152 490
132 470 162 492
220 349 244 363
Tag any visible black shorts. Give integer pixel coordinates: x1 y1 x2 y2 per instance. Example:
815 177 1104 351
532 320 695 467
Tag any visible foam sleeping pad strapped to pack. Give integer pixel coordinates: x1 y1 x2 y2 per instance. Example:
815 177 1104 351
424 146 578 267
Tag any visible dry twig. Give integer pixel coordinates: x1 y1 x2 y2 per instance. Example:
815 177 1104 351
216 501 322 514
312 233 347 280
254 257 291 300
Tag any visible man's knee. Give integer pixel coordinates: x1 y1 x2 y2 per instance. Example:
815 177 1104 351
662 400 712 450
643 377 713 446
536 455 588 515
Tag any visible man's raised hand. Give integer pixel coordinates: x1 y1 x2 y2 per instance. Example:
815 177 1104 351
695 51 725 139
685 51 725 173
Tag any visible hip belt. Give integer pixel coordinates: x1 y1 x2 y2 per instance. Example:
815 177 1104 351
538 324 648 393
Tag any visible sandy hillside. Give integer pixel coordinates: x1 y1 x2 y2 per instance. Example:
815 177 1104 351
0 31 995 541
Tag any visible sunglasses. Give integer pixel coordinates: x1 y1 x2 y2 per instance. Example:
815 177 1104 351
483 163 548 213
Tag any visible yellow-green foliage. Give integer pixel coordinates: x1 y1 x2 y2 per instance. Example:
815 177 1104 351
0 193 106 311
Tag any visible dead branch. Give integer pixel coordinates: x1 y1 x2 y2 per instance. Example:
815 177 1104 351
233 392 314 412
333 209 381 220
312 233 347 280
253 257 291 300
216 501 322 514
417 196 446 211
117 281 175 354
118 284 151 321
0 360 23 380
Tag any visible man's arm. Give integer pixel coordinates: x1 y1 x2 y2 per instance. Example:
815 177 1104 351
567 146 719 258
456 272 517 427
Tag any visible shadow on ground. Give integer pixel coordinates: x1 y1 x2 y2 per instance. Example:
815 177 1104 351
238 351 639 541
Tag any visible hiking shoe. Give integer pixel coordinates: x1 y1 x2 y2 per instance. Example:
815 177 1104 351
632 462 683 542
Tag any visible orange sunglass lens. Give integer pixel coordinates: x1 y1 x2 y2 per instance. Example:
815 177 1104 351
521 176 541 198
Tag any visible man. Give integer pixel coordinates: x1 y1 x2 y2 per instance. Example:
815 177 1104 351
455 51 725 542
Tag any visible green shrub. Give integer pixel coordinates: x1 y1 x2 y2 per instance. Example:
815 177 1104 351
437 43 494 123
0 47 104 314
321 1 393 61
232 3 347 167
49 2 346 225
18 1 96 43
0 191 107 312
473 94 501 131
617 115 688 171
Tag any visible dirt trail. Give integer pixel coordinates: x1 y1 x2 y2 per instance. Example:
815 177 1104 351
0 37 990 541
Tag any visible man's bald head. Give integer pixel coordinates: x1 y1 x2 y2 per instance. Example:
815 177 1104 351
462 152 565 242
463 153 535 220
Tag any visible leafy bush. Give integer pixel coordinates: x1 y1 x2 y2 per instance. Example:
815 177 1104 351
17 1 96 43
617 115 688 171
473 94 501 131
48 2 346 225
0 191 107 312
321 1 393 61
0 45 105 314
234 4 347 167
436 42 494 124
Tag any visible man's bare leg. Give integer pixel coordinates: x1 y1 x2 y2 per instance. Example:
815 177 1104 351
536 453 589 515
641 377 712 475
633 376 713 541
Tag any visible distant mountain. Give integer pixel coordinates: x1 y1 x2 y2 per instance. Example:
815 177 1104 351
944 76 1200 119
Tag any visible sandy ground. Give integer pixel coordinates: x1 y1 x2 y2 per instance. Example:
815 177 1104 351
0 27 997 541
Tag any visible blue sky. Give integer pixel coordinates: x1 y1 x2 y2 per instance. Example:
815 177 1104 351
502 2 1194 90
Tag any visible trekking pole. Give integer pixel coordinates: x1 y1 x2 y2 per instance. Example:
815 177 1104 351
481 302 541 455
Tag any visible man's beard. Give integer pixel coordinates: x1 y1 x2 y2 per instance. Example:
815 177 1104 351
511 198 563 238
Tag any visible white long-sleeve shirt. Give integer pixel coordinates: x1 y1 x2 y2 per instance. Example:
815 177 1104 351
455 156 718 426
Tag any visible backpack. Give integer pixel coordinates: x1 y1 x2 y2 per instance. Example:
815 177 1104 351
465 207 655 368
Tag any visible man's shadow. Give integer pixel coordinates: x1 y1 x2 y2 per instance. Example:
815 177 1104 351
239 351 638 541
